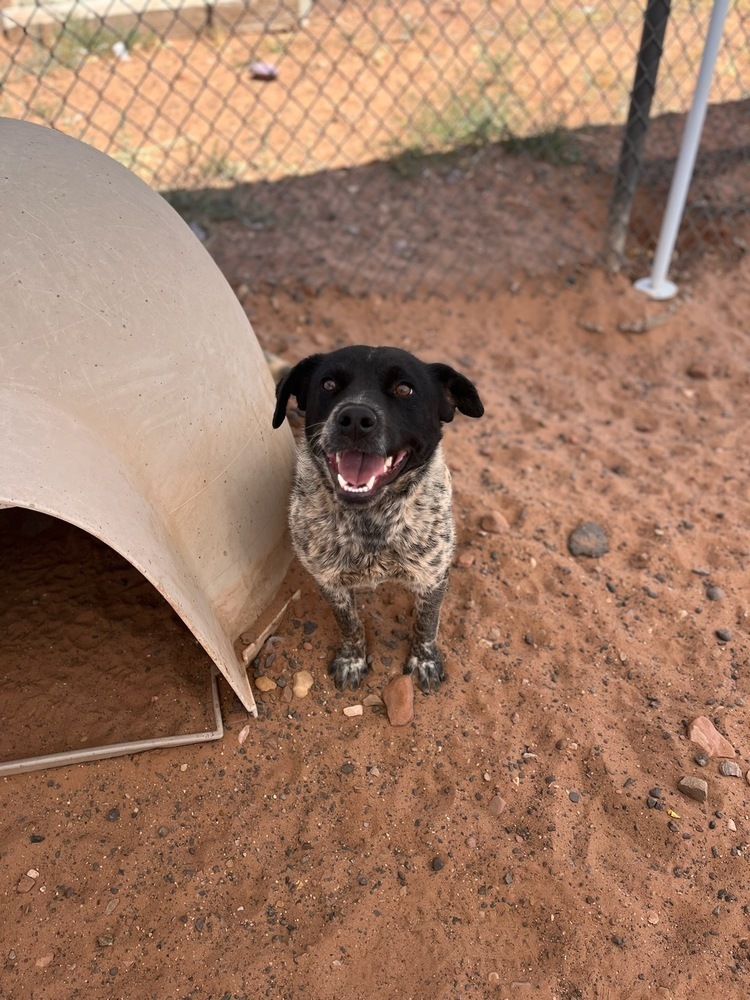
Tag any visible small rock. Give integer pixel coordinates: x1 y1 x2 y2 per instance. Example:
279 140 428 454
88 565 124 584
363 693 384 707
292 670 314 698
237 724 251 746
343 704 363 717
678 775 708 803
27 868 40 879
106 808 120 822
255 675 277 692
706 586 725 602
719 760 742 778
97 935 114 948
250 60 279 81
568 522 609 558
694 751 709 767
16 874 36 893
488 795 506 817
568 790 581 804
29 834 45 844
455 551 475 568
686 361 710 379
382 675 414 726
728 818 737 832
687 716 735 758
431 856 444 872
647 911 659 925
716 628 732 643
35 953 54 969
479 510 509 534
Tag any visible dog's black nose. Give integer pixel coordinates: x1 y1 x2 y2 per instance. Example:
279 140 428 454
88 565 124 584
336 404 378 440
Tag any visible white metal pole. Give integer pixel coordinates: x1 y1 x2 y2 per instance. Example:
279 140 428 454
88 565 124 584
634 0 730 300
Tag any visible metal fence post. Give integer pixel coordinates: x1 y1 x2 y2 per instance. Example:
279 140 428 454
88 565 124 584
634 0 730 299
604 0 672 271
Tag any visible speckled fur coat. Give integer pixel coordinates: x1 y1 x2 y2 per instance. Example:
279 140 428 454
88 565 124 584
289 438 455 597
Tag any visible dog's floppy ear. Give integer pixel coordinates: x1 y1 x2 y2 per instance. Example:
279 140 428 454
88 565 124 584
428 363 484 423
272 354 323 429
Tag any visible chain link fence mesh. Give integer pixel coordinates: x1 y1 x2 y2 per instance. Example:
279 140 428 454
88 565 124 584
1 0 749 294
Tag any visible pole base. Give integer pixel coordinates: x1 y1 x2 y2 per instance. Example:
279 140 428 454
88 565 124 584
633 276 678 300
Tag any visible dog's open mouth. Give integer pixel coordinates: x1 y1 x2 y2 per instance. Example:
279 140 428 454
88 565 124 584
327 449 408 497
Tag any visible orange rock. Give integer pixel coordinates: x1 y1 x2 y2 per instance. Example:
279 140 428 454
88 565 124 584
382 675 414 726
687 715 736 758
479 510 509 534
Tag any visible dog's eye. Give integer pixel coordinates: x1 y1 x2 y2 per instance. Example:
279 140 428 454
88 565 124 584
321 378 338 392
394 383 413 398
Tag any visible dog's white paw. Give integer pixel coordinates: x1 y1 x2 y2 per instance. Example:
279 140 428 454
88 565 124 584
329 653 369 691
405 647 445 694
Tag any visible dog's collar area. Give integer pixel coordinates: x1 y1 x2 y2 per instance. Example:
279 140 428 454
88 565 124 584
326 449 408 497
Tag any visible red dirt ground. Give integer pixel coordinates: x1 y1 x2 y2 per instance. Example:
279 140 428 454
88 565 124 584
2 147 750 1000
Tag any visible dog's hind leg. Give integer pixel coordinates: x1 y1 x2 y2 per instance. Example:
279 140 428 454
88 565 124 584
319 584 369 690
405 577 448 693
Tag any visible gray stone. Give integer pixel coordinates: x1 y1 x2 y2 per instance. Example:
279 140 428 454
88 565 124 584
719 760 742 778
678 775 708 803
568 522 609 558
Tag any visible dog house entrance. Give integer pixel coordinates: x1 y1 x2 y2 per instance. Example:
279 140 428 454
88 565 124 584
0 508 224 776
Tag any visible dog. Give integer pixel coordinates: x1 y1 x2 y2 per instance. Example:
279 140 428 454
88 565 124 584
272 345 483 693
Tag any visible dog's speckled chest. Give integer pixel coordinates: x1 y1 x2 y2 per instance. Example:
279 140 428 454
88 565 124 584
289 442 455 594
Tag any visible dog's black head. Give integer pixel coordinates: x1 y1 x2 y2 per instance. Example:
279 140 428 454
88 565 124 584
272 345 483 504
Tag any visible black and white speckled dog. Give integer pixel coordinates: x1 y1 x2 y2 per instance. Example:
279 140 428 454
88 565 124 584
272 345 483 693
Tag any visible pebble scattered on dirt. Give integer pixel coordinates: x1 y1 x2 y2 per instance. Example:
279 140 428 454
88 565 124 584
255 675 277 692
719 761 742 778
382 675 415 726
678 775 709 803
567 521 610 558
292 669 314 698
479 510 509 534
488 795 506 817
686 716 736 758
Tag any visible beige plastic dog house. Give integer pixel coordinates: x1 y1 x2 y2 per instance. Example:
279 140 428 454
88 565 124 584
0 119 296 744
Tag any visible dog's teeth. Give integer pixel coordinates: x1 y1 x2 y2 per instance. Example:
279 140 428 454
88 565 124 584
366 476 376 491
337 474 348 490
384 456 393 471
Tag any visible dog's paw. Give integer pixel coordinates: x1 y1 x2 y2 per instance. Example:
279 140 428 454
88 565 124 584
404 646 445 694
329 653 369 691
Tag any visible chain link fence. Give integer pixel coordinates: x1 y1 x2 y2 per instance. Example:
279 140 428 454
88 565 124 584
1 0 749 294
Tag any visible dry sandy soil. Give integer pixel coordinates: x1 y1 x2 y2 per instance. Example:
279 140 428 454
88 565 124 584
2 147 750 1000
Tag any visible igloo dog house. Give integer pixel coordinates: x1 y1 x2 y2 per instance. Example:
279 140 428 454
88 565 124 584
0 119 296 749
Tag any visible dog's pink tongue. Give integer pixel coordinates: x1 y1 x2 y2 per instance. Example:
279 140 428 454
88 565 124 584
338 451 386 486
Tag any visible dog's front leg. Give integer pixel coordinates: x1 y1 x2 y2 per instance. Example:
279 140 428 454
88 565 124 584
405 576 448 693
319 584 369 690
